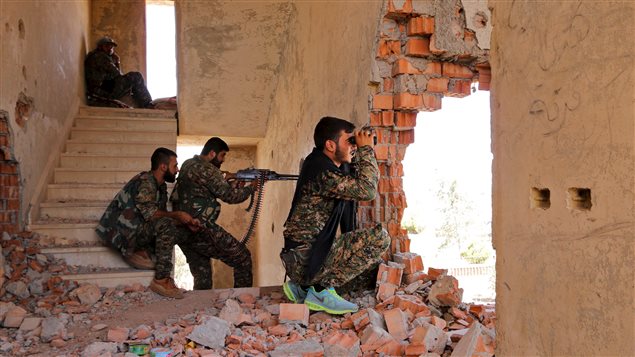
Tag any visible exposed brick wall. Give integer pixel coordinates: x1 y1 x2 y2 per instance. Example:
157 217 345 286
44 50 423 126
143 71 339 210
0 110 20 233
360 0 491 253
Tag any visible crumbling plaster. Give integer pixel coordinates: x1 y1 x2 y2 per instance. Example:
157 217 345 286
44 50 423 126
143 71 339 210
0 0 90 227
176 1 293 139
252 1 384 286
490 2 635 354
91 0 146 79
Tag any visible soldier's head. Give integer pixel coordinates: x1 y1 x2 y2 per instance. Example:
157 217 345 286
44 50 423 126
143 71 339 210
96 36 117 54
201 137 229 168
151 147 178 183
314 116 356 166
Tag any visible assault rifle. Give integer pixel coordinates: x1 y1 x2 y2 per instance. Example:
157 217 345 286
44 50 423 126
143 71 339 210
228 169 299 245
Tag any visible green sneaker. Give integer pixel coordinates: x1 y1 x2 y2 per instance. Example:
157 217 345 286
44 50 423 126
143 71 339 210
304 287 358 314
283 281 307 303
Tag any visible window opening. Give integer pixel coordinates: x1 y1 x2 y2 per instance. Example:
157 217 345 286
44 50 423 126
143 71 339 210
146 1 177 99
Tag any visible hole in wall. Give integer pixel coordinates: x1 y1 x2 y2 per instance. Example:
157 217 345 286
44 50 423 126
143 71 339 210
473 12 488 28
5 23 10 33
271 223 275 233
567 187 592 211
402 91 494 304
18 19 24 39
530 187 550 209
146 1 176 98
22 66 27 81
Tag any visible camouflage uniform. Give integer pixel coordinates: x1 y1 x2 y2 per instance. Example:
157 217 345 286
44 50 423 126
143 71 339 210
170 155 254 289
84 49 153 107
95 171 191 280
283 146 390 291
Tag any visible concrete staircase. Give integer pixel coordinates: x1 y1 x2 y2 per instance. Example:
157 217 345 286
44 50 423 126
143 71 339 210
28 106 177 287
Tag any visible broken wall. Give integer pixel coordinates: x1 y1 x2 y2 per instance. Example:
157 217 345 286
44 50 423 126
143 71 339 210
0 0 91 228
91 0 146 78
491 2 635 354
254 1 385 286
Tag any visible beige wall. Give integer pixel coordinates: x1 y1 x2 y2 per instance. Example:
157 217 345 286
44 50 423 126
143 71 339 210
253 1 384 286
0 0 91 227
491 2 635 354
91 0 146 78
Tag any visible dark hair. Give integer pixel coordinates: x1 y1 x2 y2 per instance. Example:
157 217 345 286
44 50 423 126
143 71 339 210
313 116 355 150
201 137 229 156
151 147 177 170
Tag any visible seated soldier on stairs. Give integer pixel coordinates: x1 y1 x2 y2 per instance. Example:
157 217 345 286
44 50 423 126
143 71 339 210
95 147 200 299
85 36 155 109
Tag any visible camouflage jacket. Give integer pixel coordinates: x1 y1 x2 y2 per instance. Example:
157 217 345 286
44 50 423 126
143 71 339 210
283 145 378 244
85 49 122 97
95 171 167 256
170 155 253 227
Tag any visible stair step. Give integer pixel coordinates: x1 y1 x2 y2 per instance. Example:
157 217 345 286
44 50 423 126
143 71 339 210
70 128 175 143
39 201 108 220
74 116 176 131
41 245 132 269
59 269 154 288
78 106 175 119
29 222 99 244
46 183 122 201
54 168 141 184
60 153 149 170
65 140 175 156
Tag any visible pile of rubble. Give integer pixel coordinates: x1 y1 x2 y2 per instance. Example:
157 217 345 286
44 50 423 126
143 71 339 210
0 231 495 356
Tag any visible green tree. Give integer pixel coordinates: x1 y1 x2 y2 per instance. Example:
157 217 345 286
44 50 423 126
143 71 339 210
435 180 474 254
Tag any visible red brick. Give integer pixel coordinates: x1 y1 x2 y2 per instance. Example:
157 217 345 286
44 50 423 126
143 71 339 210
407 16 434 36
429 315 447 330
426 77 449 93
376 282 397 302
377 39 401 59
405 37 431 57
6 199 19 210
429 34 446 55
422 93 442 111
443 63 474 79
107 327 129 343
405 343 427 356
373 95 393 110
393 112 415 129
391 236 411 254
427 267 447 280
374 145 389 161
279 303 309 326
397 129 415 144
383 78 394 92
360 325 394 350
383 308 409 340
0 121 8 134
370 112 382 126
376 262 404 286
469 304 486 320
394 295 427 314
393 252 424 275
323 330 360 352
423 61 443 75
381 111 394 126
478 81 490 91
394 93 423 110
392 59 421 76
450 307 469 320
377 339 405 355
0 164 17 174
375 129 392 144
446 79 472 98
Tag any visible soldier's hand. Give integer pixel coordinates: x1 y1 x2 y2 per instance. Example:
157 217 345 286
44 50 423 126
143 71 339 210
111 51 120 64
354 129 376 148
187 218 202 232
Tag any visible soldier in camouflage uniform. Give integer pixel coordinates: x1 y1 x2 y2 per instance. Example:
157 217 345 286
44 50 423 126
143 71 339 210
170 137 256 290
96 147 201 299
282 117 389 314
85 36 154 108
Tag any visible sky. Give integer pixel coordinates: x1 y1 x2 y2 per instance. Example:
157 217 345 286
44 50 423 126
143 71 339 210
146 4 177 99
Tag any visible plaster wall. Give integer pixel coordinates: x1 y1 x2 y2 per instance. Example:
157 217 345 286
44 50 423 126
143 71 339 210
490 2 635 354
91 0 146 78
253 1 384 286
0 0 90 227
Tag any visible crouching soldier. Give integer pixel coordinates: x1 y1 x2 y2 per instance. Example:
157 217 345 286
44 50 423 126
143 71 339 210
96 147 200 298
281 117 390 314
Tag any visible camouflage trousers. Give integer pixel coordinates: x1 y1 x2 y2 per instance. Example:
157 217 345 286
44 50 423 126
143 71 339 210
179 224 252 290
283 223 389 292
107 72 152 107
135 218 252 289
